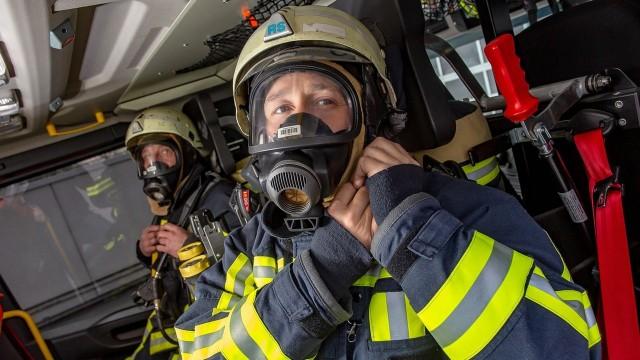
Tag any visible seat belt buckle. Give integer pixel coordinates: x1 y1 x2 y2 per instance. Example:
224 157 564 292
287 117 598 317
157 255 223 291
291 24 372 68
594 167 623 208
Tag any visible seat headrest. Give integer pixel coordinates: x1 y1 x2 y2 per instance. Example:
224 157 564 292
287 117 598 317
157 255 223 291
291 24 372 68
331 0 457 151
516 0 640 87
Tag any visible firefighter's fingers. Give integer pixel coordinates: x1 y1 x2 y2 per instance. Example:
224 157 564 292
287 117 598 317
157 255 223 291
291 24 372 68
159 223 182 233
156 242 179 258
328 186 373 249
157 228 188 249
350 186 370 214
144 225 160 232
331 181 358 208
352 138 419 188
367 138 419 166
138 240 156 257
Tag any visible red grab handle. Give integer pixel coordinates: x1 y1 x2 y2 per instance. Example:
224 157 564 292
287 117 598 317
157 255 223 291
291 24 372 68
484 34 539 122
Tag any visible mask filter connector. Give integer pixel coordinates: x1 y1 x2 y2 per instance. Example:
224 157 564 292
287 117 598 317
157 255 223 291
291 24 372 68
266 160 321 216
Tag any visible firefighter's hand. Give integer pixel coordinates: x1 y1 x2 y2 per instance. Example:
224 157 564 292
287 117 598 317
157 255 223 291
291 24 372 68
156 223 189 258
138 225 160 257
328 182 377 249
352 137 419 188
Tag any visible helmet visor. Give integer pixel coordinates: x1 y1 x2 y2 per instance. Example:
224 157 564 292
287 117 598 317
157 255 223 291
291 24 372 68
249 66 358 148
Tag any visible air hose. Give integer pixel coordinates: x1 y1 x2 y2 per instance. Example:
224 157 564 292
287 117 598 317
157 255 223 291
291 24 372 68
151 253 178 345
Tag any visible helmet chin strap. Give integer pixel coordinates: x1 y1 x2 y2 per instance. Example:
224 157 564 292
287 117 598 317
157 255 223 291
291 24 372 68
147 196 169 216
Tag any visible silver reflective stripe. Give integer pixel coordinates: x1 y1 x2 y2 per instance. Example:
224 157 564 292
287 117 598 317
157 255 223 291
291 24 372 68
150 333 175 349
430 241 514 347
235 262 253 295
566 300 586 320
585 306 597 328
529 273 555 295
465 158 499 181
254 265 276 279
230 301 266 360
179 329 223 355
530 273 593 327
386 292 410 340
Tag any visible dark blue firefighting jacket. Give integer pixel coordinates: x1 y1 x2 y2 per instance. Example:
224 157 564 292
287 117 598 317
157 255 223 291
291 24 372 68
175 164 601 359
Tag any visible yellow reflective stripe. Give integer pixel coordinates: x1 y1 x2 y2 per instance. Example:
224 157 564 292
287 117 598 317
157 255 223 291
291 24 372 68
254 256 277 288
557 290 583 303
188 338 223 360
254 256 276 267
380 268 393 279
462 157 500 186
255 277 274 288
225 253 250 294
176 328 194 342
353 266 382 287
180 318 226 359
525 284 589 340
545 233 573 282
589 324 601 347
218 292 238 310
126 314 155 360
463 157 495 173
405 295 426 339
561 262 572 282
352 274 378 287
244 272 255 296
419 231 493 329
240 291 290 359
221 314 249 360
277 258 286 271
582 292 601 347
369 293 391 341
533 266 545 277
476 163 501 185
195 317 226 335
443 251 533 359
150 329 178 354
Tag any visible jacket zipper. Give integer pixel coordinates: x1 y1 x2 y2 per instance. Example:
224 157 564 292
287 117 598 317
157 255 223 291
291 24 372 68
345 320 361 359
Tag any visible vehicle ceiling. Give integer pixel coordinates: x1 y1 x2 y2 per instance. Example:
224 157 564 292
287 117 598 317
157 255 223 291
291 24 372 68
0 0 283 158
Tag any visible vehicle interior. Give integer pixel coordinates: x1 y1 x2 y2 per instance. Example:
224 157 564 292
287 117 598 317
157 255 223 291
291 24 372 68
0 0 638 358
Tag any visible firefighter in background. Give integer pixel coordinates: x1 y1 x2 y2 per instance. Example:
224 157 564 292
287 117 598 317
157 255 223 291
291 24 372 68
175 5 600 359
124 107 241 360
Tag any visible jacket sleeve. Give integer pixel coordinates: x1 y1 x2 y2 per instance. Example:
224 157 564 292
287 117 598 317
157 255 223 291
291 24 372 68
367 165 601 360
174 215 372 360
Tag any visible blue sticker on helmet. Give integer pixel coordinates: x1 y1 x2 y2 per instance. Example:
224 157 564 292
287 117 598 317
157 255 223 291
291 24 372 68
264 13 293 42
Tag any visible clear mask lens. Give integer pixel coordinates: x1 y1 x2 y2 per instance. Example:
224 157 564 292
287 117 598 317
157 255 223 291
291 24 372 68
136 143 178 178
249 69 355 146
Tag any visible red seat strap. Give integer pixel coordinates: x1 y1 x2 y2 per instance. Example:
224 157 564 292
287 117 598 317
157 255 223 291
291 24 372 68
574 129 640 360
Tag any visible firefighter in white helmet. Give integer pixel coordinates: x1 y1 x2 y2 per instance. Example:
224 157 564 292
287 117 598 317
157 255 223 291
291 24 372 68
125 107 242 359
176 6 601 359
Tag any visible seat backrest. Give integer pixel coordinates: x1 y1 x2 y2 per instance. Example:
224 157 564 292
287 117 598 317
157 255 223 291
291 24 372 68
516 0 640 87
331 0 457 151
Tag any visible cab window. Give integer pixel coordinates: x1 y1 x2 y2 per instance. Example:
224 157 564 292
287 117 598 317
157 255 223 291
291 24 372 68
0 148 150 326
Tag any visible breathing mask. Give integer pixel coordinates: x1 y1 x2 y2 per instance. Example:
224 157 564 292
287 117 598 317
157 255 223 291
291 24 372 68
244 63 361 230
133 141 181 207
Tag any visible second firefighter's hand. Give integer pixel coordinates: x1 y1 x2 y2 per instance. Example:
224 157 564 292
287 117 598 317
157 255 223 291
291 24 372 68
328 182 377 249
156 223 189 258
138 225 160 257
